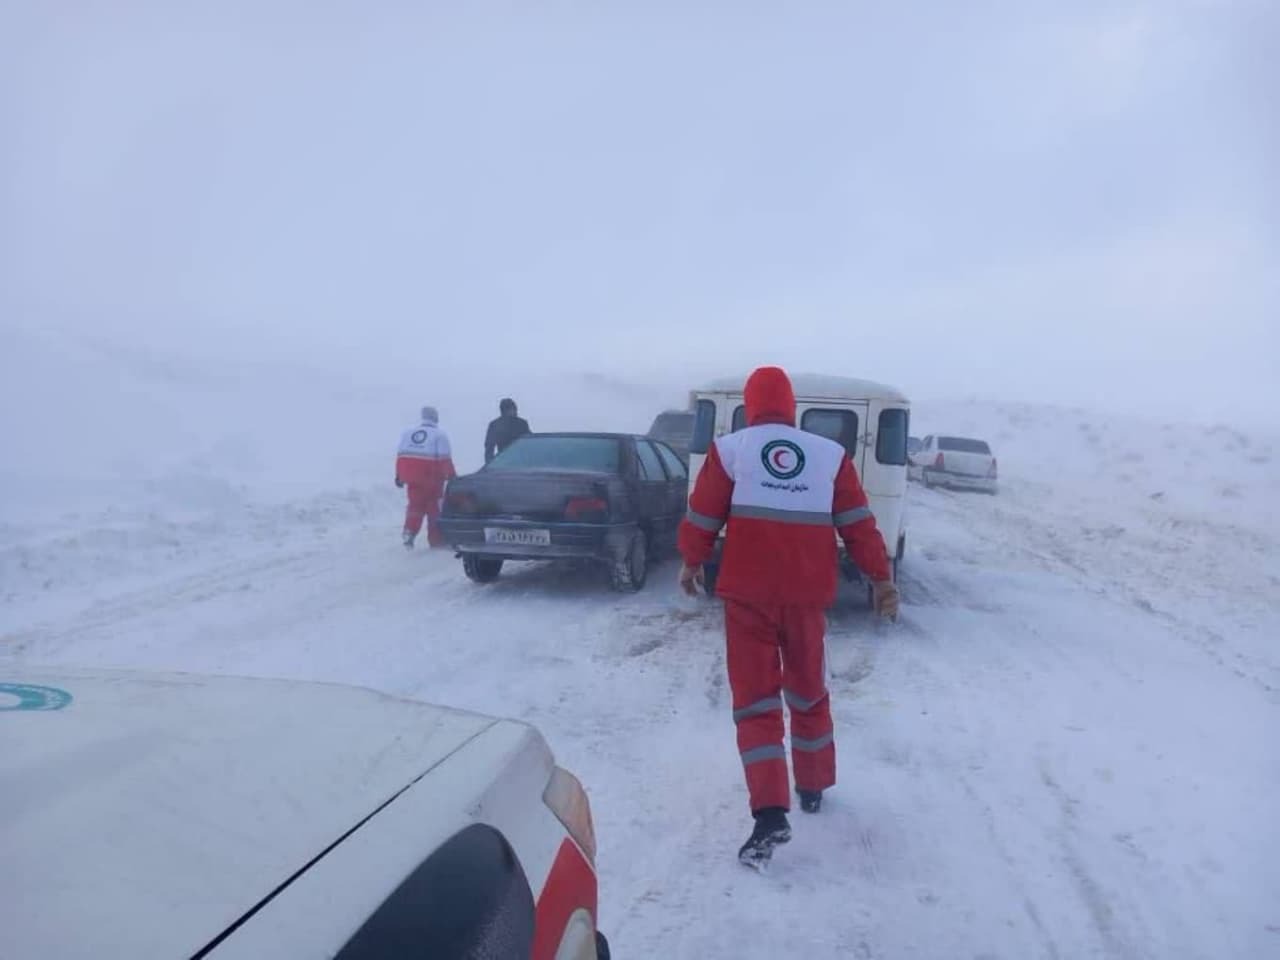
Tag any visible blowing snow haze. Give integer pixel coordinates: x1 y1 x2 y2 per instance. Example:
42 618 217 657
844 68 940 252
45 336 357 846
3 2 1277 421
4 6 1280 958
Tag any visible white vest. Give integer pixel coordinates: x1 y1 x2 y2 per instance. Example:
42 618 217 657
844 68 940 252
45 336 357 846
715 424 845 525
398 422 451 461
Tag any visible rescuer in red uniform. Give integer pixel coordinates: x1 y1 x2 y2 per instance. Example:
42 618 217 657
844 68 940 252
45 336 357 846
677 367 900 868
395 406 456 549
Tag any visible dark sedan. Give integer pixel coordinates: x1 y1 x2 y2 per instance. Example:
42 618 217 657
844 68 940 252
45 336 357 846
439 433 690 591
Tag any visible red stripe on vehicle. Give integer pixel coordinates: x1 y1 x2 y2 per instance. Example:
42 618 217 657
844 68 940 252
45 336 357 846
532 838 598 960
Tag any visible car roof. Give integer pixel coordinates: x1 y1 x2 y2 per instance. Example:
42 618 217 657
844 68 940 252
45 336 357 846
523 432 643 441
0 667 500 959
699 372 909 403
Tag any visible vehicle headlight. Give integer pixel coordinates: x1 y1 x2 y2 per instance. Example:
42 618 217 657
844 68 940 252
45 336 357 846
543 766 596 865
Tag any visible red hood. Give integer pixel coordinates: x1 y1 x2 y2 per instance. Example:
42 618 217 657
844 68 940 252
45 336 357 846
744 367 796 426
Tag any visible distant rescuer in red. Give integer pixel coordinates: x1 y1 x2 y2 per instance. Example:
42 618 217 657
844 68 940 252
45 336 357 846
677 366 900 869
395 406 456 549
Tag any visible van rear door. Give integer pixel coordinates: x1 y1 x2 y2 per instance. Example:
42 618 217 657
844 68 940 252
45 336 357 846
798 402 869 476
685 394 729 496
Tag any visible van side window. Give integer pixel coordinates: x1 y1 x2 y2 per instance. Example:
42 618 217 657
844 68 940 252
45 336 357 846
732 405 748 432
876 409 909 465
690 400 716 455
801 409 859 458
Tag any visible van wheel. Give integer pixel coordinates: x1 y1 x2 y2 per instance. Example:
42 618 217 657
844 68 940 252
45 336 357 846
611 530 648 592
463 555 504 584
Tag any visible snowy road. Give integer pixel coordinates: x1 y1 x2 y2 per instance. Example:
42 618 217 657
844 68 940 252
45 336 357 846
4 464 1278 959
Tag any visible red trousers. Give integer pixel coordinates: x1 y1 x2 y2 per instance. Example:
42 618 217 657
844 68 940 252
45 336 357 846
404 483 445 547
725 599 835 812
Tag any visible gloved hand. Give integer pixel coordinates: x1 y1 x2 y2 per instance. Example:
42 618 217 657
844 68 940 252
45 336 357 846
395 478 404 489
678 563 706 597
872 580 900 620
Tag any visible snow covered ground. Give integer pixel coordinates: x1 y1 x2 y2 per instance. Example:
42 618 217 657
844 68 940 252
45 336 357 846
3 369 1278 957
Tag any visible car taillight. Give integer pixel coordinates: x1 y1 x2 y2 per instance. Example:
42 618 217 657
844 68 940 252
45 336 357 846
565 496 609 521
445 490 478 514
934 453 945 469
988 458 998 478
543 767 597 865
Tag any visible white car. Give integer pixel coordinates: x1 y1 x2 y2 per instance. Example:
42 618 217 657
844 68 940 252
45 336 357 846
0 668 610 960
909 434 998 493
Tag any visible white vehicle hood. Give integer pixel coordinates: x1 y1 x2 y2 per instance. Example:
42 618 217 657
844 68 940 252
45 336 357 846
0 667 497 959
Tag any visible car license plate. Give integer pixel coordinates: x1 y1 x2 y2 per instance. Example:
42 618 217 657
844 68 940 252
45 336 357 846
484 527 551 546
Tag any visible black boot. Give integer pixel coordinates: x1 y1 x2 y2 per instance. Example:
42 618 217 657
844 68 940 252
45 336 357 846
738 807 791 869
798 789 823 814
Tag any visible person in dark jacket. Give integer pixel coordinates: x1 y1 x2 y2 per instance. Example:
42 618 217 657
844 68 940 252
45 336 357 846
485 398 531 462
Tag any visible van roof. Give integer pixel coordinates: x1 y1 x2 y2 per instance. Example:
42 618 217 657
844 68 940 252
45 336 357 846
699 373 909 404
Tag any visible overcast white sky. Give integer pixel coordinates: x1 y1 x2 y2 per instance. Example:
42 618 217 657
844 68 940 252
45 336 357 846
3 1 1276 423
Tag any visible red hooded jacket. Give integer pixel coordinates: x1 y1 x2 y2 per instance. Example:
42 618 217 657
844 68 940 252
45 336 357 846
678 367 892 606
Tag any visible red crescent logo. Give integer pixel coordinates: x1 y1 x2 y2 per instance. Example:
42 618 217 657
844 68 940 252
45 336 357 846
772 449 790 469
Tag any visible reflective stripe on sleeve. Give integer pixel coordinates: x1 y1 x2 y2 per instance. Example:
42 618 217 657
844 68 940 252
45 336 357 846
686 509 726 532
833 506 873 526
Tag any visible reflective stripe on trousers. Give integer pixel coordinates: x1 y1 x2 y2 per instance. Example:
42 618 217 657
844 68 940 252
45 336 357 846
791 733 834 752
733 696 783 722
741 744 786 765
783 688 822 711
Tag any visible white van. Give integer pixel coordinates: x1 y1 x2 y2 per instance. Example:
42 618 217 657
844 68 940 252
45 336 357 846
686 374 911 590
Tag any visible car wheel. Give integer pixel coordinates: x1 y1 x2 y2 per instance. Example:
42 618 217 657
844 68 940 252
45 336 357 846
611 530 648 592
463 555 504 584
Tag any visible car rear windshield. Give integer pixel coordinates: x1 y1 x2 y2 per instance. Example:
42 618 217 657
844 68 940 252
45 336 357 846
937 436 991 454
486 436 621 473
